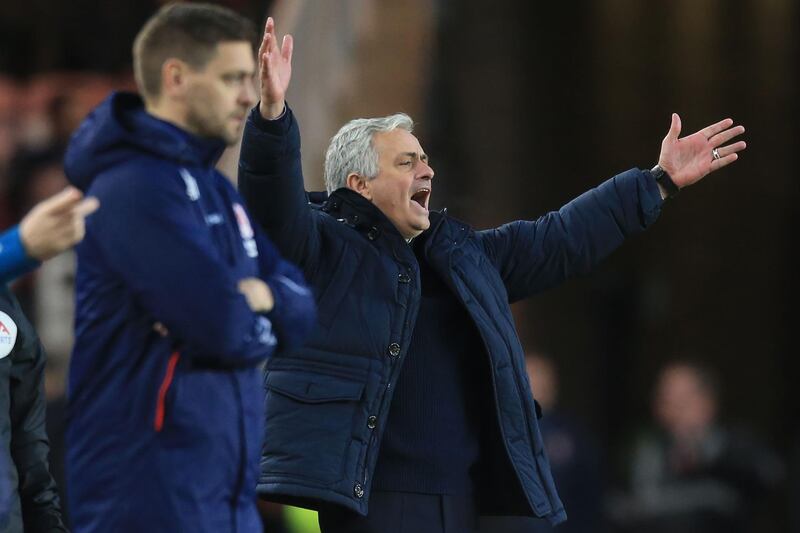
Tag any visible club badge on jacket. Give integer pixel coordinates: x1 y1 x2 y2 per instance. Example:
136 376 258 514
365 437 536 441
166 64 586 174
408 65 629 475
0 311 18 359
233 203 258 258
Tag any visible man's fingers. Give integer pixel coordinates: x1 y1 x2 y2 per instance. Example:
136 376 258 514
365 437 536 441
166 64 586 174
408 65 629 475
699 118 734 140
72 196 100 218
710 125 745 148
238 277 259 291
258 31 269 58
710 152 738 172
282 34 293 63
261 35 269 61
265 16 274 45
40 186 84 214
267 21 279 56
71 215 86 243
259 17 276 59
715 140 747 158
258 18 270 57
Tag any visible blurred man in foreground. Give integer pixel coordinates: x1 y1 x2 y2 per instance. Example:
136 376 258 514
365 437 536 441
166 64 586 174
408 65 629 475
240 18 746 533
62 4 315 532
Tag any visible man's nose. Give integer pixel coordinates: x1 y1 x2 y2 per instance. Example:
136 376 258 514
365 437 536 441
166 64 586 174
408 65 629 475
417 161 434 181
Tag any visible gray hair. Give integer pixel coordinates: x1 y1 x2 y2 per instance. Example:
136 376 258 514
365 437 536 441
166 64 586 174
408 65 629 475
323 113 414 194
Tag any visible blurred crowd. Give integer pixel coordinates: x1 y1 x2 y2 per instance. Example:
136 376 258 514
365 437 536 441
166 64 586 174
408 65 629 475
0 74 792 533
481 354 785 533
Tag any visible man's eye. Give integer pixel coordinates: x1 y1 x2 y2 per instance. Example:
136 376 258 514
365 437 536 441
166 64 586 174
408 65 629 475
399 161 412 166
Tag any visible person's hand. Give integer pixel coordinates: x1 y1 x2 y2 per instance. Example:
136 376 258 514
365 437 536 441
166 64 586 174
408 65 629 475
19 186 100 261
258 16 293 120
657 113 746 190
238 277 275 313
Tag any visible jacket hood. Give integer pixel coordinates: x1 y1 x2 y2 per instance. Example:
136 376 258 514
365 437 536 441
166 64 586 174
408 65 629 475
64 91 226 191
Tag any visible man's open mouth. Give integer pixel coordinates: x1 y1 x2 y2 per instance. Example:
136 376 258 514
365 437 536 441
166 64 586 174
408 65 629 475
411 188 431 210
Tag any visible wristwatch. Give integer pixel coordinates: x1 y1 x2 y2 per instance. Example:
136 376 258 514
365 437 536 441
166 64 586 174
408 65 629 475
650 165 679 199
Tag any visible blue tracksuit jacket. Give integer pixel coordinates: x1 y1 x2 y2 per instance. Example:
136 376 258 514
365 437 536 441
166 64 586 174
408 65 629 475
63 92 316 533
0 226 40 284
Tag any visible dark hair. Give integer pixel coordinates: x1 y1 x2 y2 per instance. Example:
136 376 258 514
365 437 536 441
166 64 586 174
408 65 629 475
132 2 256 100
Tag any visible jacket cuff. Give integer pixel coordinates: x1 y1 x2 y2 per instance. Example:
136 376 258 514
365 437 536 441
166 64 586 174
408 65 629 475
248 102 293 135
638 167 665 226
241 103 301 172
0 225 41 283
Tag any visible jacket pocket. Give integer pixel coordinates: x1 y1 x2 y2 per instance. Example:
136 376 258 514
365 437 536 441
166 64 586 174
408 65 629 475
265 369 364 403
262 369 366 486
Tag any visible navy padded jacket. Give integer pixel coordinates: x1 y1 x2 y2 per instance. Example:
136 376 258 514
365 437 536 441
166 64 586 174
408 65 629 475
239 106 663 525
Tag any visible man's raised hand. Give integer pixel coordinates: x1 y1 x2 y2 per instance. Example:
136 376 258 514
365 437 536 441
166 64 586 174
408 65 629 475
657 113 747 190
258 16 293 120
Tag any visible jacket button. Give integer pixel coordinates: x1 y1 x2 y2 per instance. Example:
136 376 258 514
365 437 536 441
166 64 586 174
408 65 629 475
367 416 377 429
367 227 379 240
387 343 401 358
354 483 364 498
398 273 411 283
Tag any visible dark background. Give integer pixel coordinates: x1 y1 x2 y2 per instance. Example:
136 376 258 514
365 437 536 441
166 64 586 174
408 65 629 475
429 0 796 459
2 0 796 530
427 1 797 529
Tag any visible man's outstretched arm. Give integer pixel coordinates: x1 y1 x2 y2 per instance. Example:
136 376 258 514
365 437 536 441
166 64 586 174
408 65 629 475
481 115 747 301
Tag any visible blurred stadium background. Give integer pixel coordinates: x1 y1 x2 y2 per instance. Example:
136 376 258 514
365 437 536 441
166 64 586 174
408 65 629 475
2 1 797 531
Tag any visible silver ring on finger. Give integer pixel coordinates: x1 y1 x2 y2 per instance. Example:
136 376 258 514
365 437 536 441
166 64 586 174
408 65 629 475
712 148 721 160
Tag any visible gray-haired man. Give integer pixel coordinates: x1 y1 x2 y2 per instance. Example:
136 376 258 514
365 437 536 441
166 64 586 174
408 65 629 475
239 17 746 532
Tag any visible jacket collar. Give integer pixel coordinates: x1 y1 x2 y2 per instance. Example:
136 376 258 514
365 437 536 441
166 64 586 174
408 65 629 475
321 188 406 245
317 188 469 252
65 92 226 192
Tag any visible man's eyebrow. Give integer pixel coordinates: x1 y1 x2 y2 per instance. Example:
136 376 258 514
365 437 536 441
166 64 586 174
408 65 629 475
397 152 429 162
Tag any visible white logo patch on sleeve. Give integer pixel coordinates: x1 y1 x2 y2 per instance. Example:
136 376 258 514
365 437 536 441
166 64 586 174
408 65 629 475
179 169 201 201
0 311 19 359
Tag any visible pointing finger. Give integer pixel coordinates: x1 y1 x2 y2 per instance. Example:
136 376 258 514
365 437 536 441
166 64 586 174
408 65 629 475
71 196 100 218
40 186 84 214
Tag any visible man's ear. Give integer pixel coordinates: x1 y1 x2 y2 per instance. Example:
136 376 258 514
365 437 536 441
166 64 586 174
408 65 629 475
161 58 190 99
346 173 372 200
